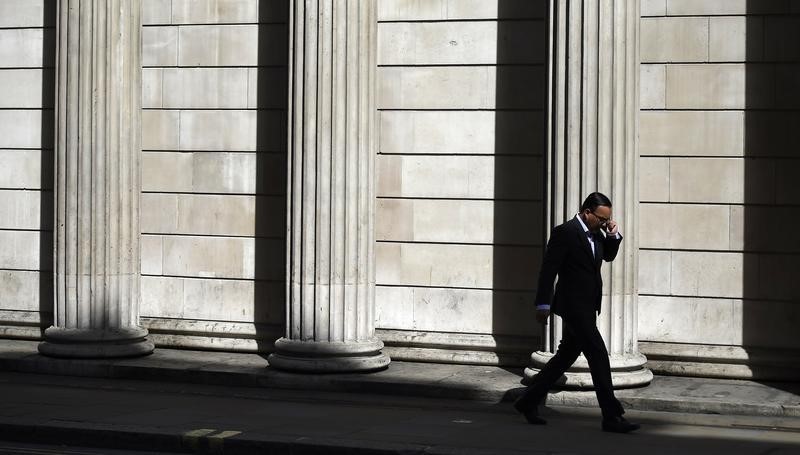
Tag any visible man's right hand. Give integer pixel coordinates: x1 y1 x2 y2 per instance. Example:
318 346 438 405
536 308 550 323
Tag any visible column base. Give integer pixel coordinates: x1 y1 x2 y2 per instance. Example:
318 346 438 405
523 351 653 390
38 326 154 358
268 338 390 373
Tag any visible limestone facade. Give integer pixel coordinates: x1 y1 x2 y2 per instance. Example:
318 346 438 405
0 0 797 380
637 0 800 379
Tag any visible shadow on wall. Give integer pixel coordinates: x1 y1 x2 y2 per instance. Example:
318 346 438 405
38 1 56 333
491 1 547 368
253 0 290 356
742 0 800 381
35 3 291 349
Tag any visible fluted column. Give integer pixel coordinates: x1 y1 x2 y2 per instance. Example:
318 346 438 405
524 0 651 388
38 0 153 358
267 0 389 372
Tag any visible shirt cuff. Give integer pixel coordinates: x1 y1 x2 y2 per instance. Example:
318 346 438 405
536 304 550 311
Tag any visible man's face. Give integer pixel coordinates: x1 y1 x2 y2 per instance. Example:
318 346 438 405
584 205 612 232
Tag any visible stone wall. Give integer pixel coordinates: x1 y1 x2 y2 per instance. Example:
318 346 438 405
374 1 546 365
137 0 288 351
0 0 54 340
638 0 800 378
135 0 550 363
0 0 797 377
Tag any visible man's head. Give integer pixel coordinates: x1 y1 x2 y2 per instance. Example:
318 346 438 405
580 192 612 232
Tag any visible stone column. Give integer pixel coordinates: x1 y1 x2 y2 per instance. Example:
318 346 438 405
38 0 153 358
267 0 389 372
524 0 652 388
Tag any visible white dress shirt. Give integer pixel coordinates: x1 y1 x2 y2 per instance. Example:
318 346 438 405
536 214 621 311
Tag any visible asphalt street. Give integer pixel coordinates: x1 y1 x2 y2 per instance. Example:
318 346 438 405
0 372 798 454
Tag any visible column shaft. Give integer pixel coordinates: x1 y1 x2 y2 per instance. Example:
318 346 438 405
525 0 651 388
39 0 152 358
268 0 389 372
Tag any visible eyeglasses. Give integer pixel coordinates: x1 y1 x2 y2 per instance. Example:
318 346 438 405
590 211 610 226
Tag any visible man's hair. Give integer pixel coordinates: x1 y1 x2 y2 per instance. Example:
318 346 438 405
580 192 612 212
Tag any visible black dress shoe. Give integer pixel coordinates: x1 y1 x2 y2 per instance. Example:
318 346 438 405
513 399 547 425
601 416 640 433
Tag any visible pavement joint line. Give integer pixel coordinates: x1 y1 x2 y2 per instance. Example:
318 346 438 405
729 424 800 433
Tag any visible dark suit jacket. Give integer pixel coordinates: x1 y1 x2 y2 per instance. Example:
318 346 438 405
534 217 622 317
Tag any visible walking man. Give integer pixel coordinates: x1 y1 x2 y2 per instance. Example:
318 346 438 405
514 192 640 433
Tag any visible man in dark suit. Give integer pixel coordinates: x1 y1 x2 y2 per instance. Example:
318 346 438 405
514 192 640 433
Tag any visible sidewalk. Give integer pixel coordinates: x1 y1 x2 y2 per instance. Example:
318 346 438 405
0 370 798 455
0 340 798 418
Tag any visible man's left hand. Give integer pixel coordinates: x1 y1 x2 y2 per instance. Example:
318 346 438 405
606 220 619 235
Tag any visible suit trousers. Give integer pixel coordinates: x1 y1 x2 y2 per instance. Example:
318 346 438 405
518 312 624 419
